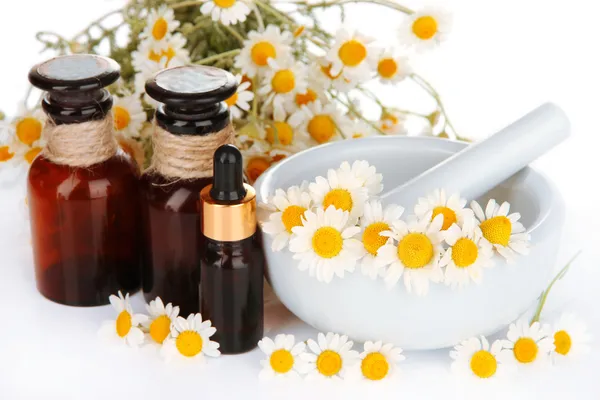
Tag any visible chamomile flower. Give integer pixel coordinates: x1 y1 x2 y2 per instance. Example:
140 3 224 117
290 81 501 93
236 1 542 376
313 58 357 92
161 314 221 363
379 111 407 135
258 334 308 380
133 34 189 70
235 26 292 78
376 214 445 295
551 313 591 361
225 74 254 119
4 108 48 168
262 184 312 251
264 120 297 147
376 50 411 84
357 341 405 381
450 336 508 379
98 291 148 348
301 332 359 380
359 200 404 279
289 100 350 145
141 5 180 50
338 160 383 196
142 297 180 345
398 6 452 52
415 189 473 231
308 166 368 220
258 58 308 121
470 199 531 263
441 218 494 288
242 140 272 183
112 95 145 139
327 28 380 83
200 0 251 26
349 120 378 139
499 319 554 368
289 206 364 283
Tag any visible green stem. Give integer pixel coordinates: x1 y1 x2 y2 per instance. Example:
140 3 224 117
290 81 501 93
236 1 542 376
286 0 414 14
220 23 246 44
251 77 259 118
170 0 204 9
410 73 465 140
330 90 386 135
251 3 265 31
194 49 241 65
530 251 582 325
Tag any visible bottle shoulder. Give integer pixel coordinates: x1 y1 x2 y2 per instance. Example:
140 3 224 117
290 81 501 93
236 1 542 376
140 172 211 212
28 151 139 200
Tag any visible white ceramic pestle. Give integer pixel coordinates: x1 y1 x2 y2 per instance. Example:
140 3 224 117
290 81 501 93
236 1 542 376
380 102 570 207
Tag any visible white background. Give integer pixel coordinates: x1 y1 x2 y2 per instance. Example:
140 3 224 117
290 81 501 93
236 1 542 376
1 0 599 399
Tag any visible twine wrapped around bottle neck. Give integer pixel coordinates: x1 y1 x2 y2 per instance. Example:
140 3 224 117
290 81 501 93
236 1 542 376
149 122 235 180
42 114 118 167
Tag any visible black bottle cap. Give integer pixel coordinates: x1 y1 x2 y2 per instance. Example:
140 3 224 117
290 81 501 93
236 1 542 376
145 66 237 135
28 54 120 125
210 144 247 203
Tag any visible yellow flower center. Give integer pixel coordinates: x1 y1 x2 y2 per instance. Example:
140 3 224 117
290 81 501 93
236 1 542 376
412 15 438 40
362 222 390 256
323 188 353 212
24 147 42 164
246 157 271 183
432 206 457 230
307 115 336 144
281 205 307 233
176 330 203 357
295 89 318 106
0 146 15 162
271 69 296 94
361 352 389 381
266 121 294 145
397 233 434 269
377 58 398 78
149 315 171 344
16 117 42 146
338 40 367 67
554 330 572 355
513 337 538 363
321 64 342 80
479 216 512 247
113 106 131 131
451 237 478 268
312 227 343 259
116 311 132 338
316 350 342 377
225 92 238 107
270 349 295 373
152 17 168 41
149 47 176 65
251 41 276 66
214 0 236 7
293 25 305 38
469 350 497 379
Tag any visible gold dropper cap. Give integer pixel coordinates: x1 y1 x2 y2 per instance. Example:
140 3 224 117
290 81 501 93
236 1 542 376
201 184 256 242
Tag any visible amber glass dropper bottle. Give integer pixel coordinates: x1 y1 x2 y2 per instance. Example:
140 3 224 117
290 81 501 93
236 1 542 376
200 144 264 354
141 66 237 316
27 54 141 306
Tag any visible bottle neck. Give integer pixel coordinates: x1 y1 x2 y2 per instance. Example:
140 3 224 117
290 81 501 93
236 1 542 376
42 89 113 125
155 102 231 135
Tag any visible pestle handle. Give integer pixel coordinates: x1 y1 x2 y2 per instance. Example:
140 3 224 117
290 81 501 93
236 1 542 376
380 102 570 207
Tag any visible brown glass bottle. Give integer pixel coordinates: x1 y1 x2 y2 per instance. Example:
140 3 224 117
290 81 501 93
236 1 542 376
201 145 264 354
141 66 237 316
27 55 141 306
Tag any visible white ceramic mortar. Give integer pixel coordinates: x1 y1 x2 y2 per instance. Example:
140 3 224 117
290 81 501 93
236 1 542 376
254 104 568 350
